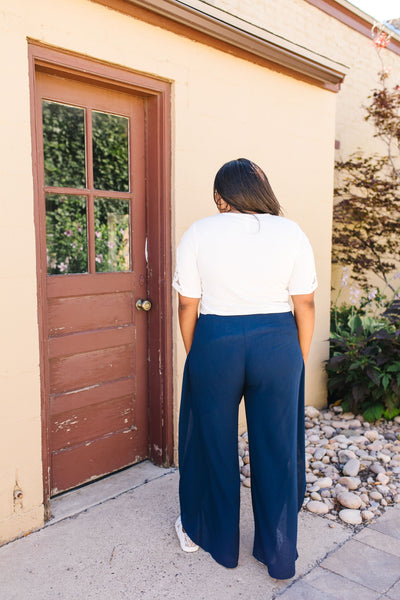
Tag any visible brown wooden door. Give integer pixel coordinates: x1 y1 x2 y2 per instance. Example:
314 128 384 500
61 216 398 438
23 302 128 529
36 72 149 495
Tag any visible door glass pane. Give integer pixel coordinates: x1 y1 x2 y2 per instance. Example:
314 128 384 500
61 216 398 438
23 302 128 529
94 198 130 272
46 194 88 275
42 101 86 188
92 112 129 192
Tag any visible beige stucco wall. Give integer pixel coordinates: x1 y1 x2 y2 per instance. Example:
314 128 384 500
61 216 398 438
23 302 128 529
196 0 400 294
0 0 338 543
200 0 400 157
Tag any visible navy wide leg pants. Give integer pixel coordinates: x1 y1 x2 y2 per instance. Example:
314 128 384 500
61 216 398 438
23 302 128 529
178 312 306 580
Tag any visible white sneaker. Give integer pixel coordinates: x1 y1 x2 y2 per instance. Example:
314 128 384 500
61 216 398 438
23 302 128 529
175 516 199 552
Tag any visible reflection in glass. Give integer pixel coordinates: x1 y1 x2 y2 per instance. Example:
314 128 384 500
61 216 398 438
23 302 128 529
46 194 88 275
94 198 130 272
92 111 129 192
42 101 86 188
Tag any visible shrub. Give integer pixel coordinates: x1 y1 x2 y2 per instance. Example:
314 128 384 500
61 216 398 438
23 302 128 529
326 295 400 422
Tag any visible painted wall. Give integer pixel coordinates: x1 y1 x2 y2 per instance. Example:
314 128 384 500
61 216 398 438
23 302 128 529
195 0 400 293
0 0 337 542
199 0 400 157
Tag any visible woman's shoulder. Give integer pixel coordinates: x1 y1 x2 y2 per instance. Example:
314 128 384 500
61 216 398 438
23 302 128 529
264 214 301 228
184 213 306 239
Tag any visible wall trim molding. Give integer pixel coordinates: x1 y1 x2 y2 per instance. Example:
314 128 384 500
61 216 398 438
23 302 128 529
305 0 400 57
91 0 348 91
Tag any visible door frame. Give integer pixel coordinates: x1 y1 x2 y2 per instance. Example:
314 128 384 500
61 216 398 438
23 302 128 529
28 40 173 517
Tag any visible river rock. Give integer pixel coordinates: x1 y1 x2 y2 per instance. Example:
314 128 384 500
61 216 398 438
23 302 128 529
236 406 398 524
305 406 320 419
342 412 355 420
337 492 362 509
362 510 374 521
338 476 360 490
364 429 379 444
317 476 333 489
370 463 385 475
311 491 322 501
241 464 251 478
306 501 329 514
338 450 357 463
322 425 335 438
314 448 326 460
377 452 391 464
339 509 362 525
369 490 383 501
347 419 362 429
343 458 360 477
376 472 390 485
364 430 379 442
367 441 384 452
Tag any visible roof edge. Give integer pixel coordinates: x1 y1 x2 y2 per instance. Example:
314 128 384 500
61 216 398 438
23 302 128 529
93 0 348 91
305 0 400 56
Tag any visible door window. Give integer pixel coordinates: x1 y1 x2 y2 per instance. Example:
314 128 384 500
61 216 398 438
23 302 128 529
42 100 131 275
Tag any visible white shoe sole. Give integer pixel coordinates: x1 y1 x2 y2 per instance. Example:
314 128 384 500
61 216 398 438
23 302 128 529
175 516 199 552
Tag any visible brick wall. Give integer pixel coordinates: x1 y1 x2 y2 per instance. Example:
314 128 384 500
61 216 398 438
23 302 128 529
198 0 400 158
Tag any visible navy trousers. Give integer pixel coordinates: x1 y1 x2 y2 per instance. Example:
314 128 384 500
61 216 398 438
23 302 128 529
178 312 306 580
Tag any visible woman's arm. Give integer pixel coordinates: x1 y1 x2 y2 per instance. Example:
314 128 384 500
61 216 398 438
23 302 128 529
178 294 200 354
291 292 315 365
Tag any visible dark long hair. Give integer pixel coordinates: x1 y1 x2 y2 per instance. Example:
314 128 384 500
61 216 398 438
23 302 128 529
213 158 282 215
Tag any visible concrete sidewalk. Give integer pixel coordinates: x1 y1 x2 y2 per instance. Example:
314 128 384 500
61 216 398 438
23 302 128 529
0 461 399 600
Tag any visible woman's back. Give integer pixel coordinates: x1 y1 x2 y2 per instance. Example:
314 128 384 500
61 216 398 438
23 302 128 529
173 212 317 315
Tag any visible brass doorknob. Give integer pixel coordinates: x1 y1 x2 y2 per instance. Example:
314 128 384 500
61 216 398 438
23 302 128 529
136 298 152 312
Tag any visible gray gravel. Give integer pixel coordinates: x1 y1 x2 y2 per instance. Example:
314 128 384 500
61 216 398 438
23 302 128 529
239 407 400 526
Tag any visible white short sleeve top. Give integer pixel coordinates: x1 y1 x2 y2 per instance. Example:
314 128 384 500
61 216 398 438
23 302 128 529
172 213 318 315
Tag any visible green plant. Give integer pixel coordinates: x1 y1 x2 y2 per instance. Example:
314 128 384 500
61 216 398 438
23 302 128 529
327 284 400 422
327 273 400 421
331 276 395 336
326 323 400 422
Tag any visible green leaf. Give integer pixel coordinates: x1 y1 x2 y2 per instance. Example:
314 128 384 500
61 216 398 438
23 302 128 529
363 404 384 422
341 399 351 413
366 367 381 386
349 314 363 334
382 374 391 390
383 407 400 420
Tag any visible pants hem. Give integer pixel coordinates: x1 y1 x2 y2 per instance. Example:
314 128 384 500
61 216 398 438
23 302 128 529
252 552 296 580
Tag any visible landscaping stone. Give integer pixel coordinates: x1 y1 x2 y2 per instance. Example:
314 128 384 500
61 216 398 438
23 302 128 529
238 406 400 530
343 458 361 477
337 492 362 509
339 509 362 525
307 501 329 514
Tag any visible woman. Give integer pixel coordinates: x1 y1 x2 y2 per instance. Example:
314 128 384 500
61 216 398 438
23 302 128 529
172 158 317 580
